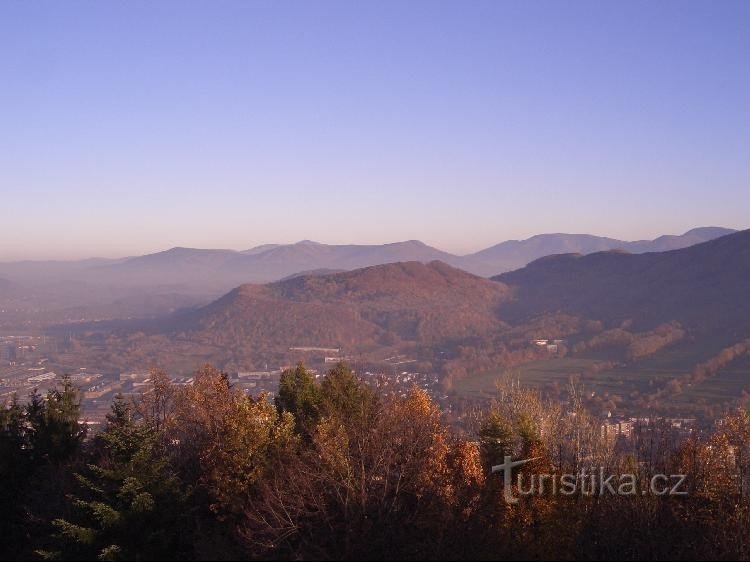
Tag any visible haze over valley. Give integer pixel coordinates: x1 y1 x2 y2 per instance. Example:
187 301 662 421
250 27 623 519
0 226 734 323
2 226 748 423
4 3 750 560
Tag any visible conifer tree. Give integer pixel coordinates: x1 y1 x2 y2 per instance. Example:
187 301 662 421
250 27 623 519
275 362 322 434
38 395 191 561
27 376 86 465
0 396 31 556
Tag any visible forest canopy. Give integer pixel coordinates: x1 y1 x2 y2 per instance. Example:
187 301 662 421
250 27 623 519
2 364 750 561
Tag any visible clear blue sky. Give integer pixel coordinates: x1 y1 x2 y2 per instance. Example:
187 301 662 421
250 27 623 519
1 0 748 260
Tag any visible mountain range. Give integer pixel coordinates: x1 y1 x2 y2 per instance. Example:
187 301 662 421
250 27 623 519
0 227 736 296
39 227 750 417
156 228 750 357
466 226 737 276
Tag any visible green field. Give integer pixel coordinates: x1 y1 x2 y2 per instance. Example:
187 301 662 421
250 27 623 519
453 334 750 415
453 357 604 399
669 353 750 406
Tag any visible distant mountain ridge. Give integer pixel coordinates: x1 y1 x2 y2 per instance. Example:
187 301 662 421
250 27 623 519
494 228 750 333
279 268 347 282
464 226 737 276
222 239 461 282
0 227 738 297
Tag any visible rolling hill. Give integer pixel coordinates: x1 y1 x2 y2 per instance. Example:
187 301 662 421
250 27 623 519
83 261 511 373
466 227 737 276
494 228 750 334
435 229 750 416
172 260 510 349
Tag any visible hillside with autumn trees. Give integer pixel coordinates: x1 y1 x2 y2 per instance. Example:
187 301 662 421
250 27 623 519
59 261 511 374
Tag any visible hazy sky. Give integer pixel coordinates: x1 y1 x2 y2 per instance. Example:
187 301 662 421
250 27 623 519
1 0 748 260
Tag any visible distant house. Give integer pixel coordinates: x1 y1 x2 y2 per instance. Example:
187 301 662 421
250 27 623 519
238 371 270 380
28 372 56 384
120 372 150 382
324 357 346 363
601 420 633 439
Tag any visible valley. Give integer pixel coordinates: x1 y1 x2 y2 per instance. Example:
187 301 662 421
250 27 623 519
1 228 748 424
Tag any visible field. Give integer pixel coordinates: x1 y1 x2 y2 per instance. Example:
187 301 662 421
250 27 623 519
452 357 603 399
453 336 750 416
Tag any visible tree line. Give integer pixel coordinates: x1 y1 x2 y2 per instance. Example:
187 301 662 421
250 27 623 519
2 363 750 560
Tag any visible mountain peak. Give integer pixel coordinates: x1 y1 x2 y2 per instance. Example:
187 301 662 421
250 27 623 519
267 260 502 304
159 246 235 255
166 259 511 361
682 226 737 237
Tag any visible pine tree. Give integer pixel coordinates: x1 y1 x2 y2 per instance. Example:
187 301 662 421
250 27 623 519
28 376 86 465
38 395 192 561
0 396 31 556
479 411 514 466
275 362 322 434
320 362 376 423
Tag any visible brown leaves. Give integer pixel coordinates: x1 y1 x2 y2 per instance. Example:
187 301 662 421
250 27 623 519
168 365 297 516
134 369 176 431
239 380 485 559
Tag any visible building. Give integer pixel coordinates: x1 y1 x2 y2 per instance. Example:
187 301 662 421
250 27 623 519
28 372 57 384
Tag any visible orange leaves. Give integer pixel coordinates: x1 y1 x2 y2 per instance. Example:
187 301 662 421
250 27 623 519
169 365 297 516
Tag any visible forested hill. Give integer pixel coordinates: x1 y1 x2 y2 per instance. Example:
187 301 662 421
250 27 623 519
494 228 750 333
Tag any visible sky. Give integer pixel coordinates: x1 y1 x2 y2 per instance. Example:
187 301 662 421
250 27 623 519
1 0 749 260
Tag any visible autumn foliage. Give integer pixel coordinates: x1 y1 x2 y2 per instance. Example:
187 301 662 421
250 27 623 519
4 364 750 560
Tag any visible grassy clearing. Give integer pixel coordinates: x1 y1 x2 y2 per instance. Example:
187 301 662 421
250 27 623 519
453 358 603 398
454 336 750 414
